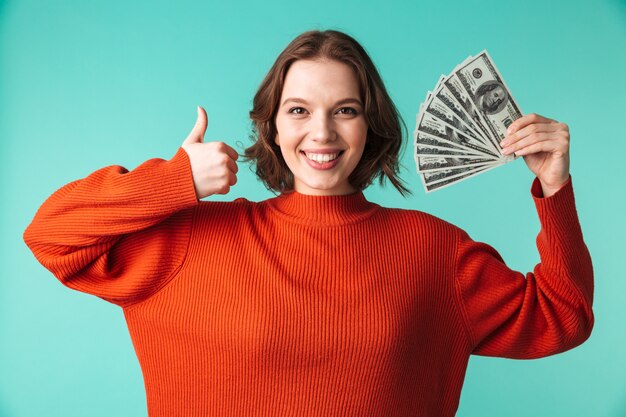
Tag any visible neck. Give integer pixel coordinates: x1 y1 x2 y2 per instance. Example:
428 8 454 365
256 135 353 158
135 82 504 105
266 189 379 226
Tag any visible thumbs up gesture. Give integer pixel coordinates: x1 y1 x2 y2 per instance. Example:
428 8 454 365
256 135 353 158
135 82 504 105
181 106 239 199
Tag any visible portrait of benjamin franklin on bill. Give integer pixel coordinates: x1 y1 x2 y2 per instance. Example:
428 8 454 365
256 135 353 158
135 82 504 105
475 80 508 114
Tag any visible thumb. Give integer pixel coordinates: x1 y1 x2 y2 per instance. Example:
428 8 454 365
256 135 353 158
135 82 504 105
182 106 208 145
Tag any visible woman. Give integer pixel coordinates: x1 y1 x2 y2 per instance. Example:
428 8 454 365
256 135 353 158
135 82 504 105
24 30 594 417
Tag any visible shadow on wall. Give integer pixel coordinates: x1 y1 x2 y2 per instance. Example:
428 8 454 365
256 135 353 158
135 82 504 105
0 0 6 22
613 0 626 19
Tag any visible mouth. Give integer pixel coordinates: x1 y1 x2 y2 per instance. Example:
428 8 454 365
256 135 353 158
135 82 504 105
302 150 344 163
300 150 345 170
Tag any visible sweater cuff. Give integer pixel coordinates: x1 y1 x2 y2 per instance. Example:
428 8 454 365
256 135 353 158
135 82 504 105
163 147 200 207
530 175 582 237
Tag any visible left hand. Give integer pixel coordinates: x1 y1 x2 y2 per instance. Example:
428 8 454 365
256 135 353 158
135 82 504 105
500 113 570 197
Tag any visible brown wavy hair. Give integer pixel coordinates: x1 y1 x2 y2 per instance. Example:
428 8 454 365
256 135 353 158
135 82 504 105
244 29 410 196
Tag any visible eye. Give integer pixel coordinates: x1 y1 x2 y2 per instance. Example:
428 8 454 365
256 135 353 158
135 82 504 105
336 107 358 116
288 107 307 115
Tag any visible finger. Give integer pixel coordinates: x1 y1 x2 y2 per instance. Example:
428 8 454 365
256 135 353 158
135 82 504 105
501 122 563 147
183 106 208 145
226 157 239 174
216 185 230 195
507 113 557 135
502 132 554 155
218 142 240 161
512 139 564 157
228 171 237 186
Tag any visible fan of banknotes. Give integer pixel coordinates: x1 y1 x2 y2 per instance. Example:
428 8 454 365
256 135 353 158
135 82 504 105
414 50 523 193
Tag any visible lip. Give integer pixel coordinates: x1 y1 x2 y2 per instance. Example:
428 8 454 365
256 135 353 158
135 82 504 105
301 148 344 154
300 150 344 170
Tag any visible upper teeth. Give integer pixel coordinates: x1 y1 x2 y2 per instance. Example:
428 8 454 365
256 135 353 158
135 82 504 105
305 152 340 163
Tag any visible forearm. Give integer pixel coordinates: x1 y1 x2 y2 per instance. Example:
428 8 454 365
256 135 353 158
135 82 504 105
456 176 594 358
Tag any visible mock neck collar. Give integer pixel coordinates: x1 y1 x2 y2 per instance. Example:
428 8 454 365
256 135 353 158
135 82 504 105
266 190 379 226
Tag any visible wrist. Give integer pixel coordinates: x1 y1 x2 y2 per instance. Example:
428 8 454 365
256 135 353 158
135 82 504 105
539 176 570 198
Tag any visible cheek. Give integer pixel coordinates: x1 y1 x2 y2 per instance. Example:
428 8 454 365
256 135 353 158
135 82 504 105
275 117 298 145
274 127 305 152
351 122 368 149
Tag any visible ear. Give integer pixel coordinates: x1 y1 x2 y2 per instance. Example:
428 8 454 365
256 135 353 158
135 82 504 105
274 134 280 146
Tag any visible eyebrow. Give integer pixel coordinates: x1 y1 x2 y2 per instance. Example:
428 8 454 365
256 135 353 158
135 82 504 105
280 97 363 107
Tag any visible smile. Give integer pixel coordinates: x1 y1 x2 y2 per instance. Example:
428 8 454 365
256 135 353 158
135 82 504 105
300 150 345 170
304 151 342 163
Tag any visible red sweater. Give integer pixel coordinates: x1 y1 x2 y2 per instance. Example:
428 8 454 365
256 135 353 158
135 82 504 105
24 148 594 416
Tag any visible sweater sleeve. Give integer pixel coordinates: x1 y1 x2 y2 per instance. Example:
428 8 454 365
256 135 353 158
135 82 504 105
23 147 199 308
454 176 594 359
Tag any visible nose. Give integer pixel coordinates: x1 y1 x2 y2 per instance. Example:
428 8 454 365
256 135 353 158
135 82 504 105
308 113 337 143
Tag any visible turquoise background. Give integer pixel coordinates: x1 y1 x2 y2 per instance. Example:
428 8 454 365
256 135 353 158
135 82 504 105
2 0 625 415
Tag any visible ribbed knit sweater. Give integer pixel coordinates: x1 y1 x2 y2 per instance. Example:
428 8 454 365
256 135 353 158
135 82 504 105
23 148 594 417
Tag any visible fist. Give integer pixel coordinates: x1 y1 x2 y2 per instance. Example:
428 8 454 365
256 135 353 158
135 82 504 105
500 113 570 197
181 106 239 199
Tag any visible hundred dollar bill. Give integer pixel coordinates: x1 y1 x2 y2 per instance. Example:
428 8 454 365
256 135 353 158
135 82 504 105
433 79 498 152
443 72 497 151
454 50 523 149
423 90 493 151
416 109 498 157
414 107 486 154
421 164 494 186
416 155 496 172
414 132 486 157
414 50 522 192
421 163 503 193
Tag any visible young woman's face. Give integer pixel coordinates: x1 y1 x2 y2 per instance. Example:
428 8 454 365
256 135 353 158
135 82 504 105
274 59 368 196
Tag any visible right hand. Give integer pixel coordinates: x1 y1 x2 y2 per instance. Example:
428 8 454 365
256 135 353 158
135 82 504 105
181 106 239 199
